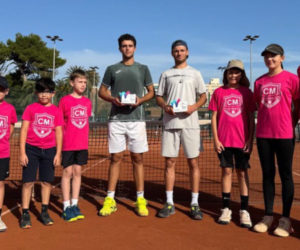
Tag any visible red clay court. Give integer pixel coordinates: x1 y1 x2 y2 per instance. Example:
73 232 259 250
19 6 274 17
1 122 300 249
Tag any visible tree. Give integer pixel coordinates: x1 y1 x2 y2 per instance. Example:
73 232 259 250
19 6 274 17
1 33 66 83
54 78 72 105
0 42 10 75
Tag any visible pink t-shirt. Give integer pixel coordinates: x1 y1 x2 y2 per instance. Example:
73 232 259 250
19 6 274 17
209 86 255 148
59 95 92 151
22 103 63 149
0 101 17 158
254 70 300 139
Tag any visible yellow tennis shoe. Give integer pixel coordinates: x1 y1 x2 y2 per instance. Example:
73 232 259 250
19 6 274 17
135 197 149 216
99 197 117 216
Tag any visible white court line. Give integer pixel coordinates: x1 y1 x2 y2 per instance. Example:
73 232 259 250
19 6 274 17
2 157 109 217
293 171 300 177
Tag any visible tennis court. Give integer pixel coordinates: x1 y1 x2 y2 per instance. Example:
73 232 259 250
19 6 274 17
1 121 300 249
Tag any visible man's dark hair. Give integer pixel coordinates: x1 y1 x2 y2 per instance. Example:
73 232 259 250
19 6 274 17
35 77 55 93
118 33 136 47
70 69 87 81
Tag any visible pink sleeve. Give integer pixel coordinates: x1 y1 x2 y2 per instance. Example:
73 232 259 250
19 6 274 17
22 106 31 121
208 92 218 111
291 76 300 100
11 107 17 124
55 109 64 127
58 98 64 113
253 81 260 104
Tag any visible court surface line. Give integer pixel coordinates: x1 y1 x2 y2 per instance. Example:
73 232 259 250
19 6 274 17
293 171 300 177
2 157 109 217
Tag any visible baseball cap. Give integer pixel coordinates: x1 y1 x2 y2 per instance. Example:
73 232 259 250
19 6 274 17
261 44 284 56
0 76 8 89
171 40 188 50
297 66 300 78
225 59 244 71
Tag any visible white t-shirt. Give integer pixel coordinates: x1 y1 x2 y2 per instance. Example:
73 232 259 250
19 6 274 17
157 65 206 129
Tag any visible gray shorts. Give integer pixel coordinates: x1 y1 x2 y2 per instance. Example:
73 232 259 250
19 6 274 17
162 128 203 158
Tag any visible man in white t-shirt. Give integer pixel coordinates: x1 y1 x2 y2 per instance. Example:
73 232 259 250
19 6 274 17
156 40 207 219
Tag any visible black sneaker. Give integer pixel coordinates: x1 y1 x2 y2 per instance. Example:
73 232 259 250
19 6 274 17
190 204 203 220
20 213 32 229
157 203 175 218
40 211 54 226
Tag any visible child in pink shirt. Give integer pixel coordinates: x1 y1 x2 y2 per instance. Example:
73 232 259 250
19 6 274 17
19 78 63 229
253 44 300 237
59 69 91 222
209 60 255 228
0 76 17 232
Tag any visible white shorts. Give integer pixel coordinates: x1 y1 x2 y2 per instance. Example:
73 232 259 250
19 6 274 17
162 128 203 158
108 122 148 154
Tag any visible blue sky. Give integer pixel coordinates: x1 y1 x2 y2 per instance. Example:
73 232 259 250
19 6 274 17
1 0 300 88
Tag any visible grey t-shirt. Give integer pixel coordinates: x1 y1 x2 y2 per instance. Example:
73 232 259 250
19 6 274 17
157 65 206 129
102 62 153 121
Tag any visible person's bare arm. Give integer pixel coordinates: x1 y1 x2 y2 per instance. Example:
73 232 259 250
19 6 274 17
53 126 63 167
185 92 207 115
156 95 175 115
10 124 14 138
211 111 224 153
132 84 155 107
20 121 30 167
244 112 255 153
98 84 124 107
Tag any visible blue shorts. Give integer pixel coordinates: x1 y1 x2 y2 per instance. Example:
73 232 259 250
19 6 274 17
22 144 56 183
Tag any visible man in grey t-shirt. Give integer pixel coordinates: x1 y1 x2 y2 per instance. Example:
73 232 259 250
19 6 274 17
98 34 154 217
156 40 207 220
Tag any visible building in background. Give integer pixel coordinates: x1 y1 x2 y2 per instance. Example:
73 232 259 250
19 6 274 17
204 78 222 108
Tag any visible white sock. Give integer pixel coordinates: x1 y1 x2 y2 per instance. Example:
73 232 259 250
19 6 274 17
107 191 115 198
63 200 70 211
166 191 174 205
137 191 144 198
71 198 78 206
191 192 199 205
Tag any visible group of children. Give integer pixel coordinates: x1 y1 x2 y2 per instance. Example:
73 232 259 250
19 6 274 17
209 44 300 237
0 69 91 231
0 41 299 239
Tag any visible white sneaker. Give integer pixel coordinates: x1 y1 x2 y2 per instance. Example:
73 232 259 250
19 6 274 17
0 217 7 232
253 215 273 233
239 210 252 228
273 217 294 237
218 208 232 225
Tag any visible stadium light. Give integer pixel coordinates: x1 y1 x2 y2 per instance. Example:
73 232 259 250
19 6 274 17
217 66 226 72
89 66 99 121
46 35 63 80
243 35 259 85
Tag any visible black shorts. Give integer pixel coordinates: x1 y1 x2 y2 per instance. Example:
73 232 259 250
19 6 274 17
0 158 10 181
62 150 88 168
218 147 250 169
22 144 56 183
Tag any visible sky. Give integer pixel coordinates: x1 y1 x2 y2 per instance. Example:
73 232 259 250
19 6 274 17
1 0 300 88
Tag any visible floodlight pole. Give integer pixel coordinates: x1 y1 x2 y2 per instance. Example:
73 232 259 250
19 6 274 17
46 35 63 80
90 66 99 122
243 35 259 85
217 66 226 72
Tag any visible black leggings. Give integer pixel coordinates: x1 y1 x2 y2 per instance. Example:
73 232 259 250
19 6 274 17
257 138 294 217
